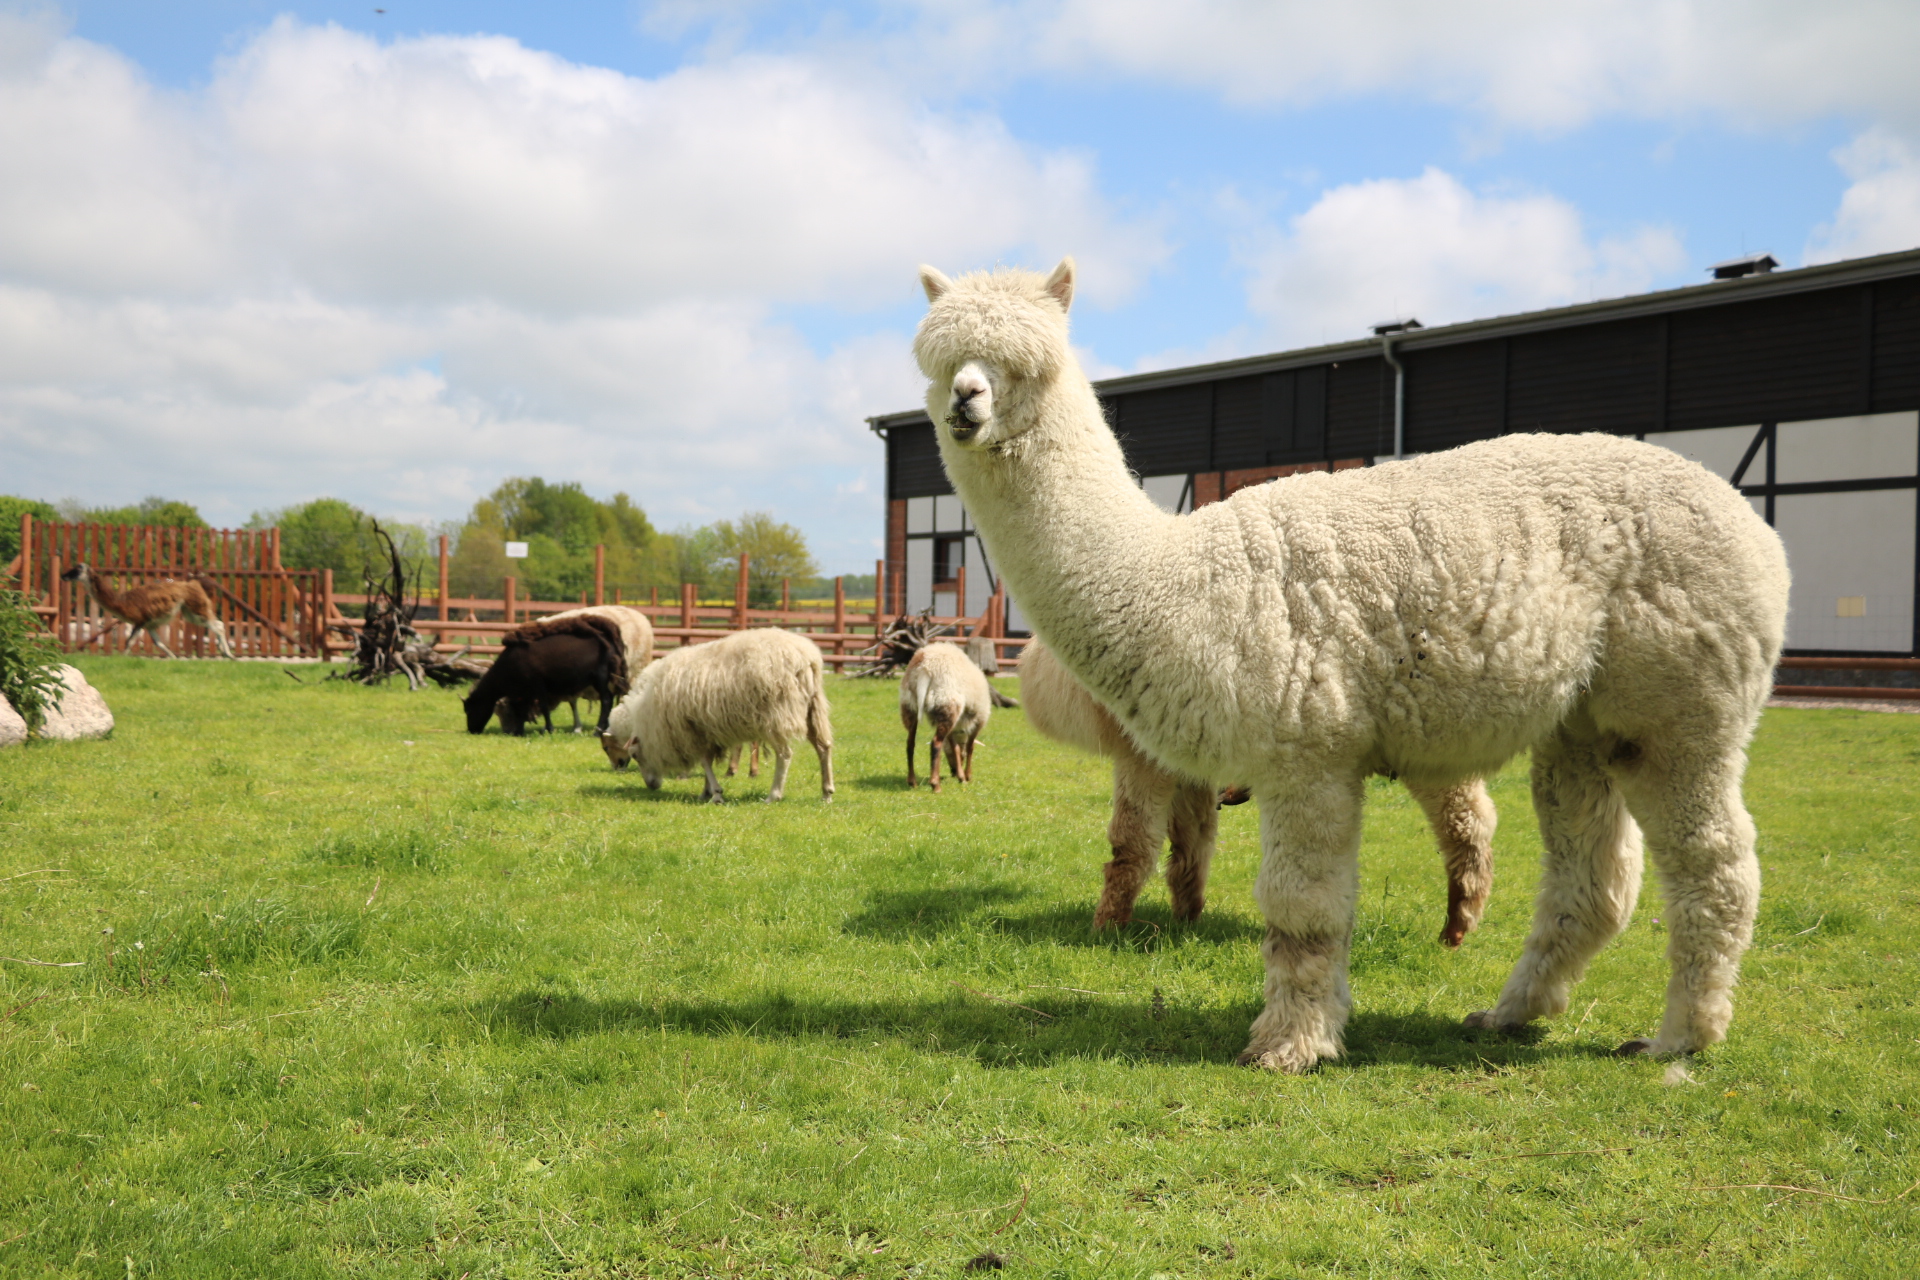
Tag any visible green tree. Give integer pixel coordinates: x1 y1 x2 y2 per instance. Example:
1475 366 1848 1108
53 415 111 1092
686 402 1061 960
0 589 65 737
452 478 662 603
77 497 209 528
0 496 59 565
710 512 817 607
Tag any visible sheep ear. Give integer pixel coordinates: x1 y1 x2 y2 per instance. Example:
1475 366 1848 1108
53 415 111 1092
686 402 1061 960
919 265 952 303
1044 257 1075 312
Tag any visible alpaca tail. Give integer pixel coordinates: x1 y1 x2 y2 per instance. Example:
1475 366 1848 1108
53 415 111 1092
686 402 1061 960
805 657 833 750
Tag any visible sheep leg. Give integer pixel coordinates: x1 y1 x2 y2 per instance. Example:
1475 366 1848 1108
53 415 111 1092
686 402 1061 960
1165 778 1219 922
1094 753 1176 929
726 747 741 777
1606 730 1761 1058
702 754 726 803
765 741 794 802
961 734 978 783
567 699 584 734
750 743 761 777
1466 718 1642 1035
1238 772 1363 1073
1407 777 1497 947
944 735 963 783
812 735 834 803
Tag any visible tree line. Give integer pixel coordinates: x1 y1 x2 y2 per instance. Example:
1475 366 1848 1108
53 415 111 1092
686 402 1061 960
1 483 844 608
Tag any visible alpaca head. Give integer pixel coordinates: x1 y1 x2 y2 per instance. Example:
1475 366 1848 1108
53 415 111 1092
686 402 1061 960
60 562 90 583
914 259 1075 450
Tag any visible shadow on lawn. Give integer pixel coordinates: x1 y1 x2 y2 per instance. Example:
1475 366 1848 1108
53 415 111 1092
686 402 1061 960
448 986 1591 1072
840 886 1266 950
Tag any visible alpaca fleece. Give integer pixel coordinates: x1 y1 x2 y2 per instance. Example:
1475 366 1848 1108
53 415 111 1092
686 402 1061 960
915 259 1789 1072
1022 637 1496 940
604 628 834 803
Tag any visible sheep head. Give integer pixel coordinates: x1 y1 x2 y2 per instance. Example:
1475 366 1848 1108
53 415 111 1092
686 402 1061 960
914 259 1074 453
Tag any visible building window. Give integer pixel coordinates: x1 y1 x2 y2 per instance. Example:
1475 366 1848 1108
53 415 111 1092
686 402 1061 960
933 535 964 585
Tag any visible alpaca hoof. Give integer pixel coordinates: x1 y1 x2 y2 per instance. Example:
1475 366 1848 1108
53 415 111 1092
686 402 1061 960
1463 1010 1525 1033
1091 910 1130 931
1439 924 1467 948
1235 1045 1321 1074
1613 1038 1656 1058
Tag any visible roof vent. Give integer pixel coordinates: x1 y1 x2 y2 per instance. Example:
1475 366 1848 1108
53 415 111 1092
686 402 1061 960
1370 318 1424 336
1710 253 1779 280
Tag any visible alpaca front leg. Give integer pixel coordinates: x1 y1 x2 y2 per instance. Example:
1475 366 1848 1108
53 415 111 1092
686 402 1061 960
1165 778 1219 922
928 730 947 793
149 628 179 659
1095 754 1174 929
765 741 793 802
1239 774 1363 1073
1467 725 1641 1033
1406 777 1497 947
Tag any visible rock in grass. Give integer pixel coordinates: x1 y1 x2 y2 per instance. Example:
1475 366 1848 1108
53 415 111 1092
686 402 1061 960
37 665 113 741
0 696 23 748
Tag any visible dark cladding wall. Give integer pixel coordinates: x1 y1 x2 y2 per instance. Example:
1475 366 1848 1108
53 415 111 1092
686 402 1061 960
884 262 1920 502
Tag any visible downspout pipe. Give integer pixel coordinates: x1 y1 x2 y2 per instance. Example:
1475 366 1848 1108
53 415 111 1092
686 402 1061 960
1380 335 1406 460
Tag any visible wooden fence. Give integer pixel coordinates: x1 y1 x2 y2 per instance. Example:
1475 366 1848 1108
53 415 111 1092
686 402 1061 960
6 517 325 658
2 517 1027 669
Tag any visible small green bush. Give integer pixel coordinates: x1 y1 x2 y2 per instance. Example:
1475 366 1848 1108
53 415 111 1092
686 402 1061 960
0 587 65 737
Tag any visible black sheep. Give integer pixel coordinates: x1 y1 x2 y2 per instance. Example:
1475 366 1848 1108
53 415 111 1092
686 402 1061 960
463 617 625 736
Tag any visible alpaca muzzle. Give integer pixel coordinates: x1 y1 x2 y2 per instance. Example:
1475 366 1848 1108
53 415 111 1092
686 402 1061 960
946 365 994 442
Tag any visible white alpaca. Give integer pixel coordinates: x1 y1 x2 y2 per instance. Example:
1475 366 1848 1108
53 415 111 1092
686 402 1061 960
601 628 834 803
915 259 1788 1071
1022 637 1497 939
899 641 993 791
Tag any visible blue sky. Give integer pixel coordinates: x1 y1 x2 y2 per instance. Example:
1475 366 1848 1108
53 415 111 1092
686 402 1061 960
5 2 1917 570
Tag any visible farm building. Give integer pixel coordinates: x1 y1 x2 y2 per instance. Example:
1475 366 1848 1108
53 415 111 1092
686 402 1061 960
870 247 1920 667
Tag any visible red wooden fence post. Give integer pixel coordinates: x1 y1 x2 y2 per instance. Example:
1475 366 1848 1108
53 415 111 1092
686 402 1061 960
504 576 516 625
734 553 749 631
681 581 694 631
51 554 66 651
781 577 790 615
650 586 658 607
18 513 31 596
832 576 845 655
438 535 450 622
873 558 885 629
955 565 967 625
593 544 605 606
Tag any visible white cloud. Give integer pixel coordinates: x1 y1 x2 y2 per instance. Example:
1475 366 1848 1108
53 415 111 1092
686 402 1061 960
906 0 1920 135
1241 168 1684 348
1805 129 1920 264
0 16 1160 565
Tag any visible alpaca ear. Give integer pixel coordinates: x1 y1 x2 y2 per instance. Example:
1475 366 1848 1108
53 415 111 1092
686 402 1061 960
919 265 952 303
1044 257 1075 312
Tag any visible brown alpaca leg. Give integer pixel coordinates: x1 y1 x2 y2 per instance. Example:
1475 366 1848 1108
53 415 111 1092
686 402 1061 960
1095 753 1177 929
944 735 963 783
905 719 919 788
1407 778 1498 947
1165 778 1220 922
962 735 978 782
929 729 947 793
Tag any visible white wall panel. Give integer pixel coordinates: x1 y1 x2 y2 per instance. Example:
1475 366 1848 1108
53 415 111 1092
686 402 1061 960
1774 489 1916 651
1141 474 1188 513
1774 412 1918 484
965 536 992 616
933 494 969 532
905 537 933 613
906 496 933 534
1644 425 1765 483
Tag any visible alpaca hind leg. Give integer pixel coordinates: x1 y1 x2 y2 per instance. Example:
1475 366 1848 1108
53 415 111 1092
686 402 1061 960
1611 742 1761 1057
190 613 237 660
148 627 179 659
812 732 835 803
1165 778 1219 922
1095 754 1176 930
1407 777 1497 947
1467 723 1641 1032
928 730 947 793
1240 773 1363 1073
944 735 964 783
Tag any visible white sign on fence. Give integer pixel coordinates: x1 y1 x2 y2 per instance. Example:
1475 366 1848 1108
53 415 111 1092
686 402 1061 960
504 541 529 559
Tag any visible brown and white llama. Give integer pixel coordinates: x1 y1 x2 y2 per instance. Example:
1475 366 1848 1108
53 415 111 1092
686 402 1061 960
60 563 237 659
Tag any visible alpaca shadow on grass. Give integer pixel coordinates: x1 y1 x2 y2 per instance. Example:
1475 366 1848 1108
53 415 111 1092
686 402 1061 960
448 988 1594 1072
841 886 1264 951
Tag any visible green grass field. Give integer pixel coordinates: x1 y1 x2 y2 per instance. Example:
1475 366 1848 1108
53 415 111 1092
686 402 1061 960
2 657 1916 1278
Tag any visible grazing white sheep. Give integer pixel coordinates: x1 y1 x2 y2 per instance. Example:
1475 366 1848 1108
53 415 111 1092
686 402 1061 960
1022 637 1498 936
900 641 994 792
602 628 834 803
915 258 1788 1071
